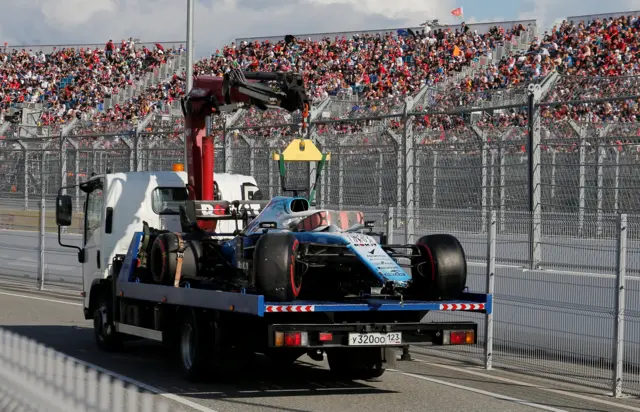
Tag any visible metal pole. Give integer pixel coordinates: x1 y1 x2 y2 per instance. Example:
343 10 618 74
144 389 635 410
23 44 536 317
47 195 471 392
596 141 604 237
386 206 395 244
431 151 438 209
38 199 45 290
38 153 45 291
527 84 542 269
184 0 195 168
578 129 586 236
480 131 488 233
612 213 627 398
484 211 496 370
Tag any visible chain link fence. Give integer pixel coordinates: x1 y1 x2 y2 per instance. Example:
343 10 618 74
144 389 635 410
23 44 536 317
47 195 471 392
411 210 637 397
1 75 640 398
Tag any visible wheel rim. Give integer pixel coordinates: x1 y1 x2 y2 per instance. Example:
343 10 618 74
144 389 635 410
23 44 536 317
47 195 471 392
181 324 195 370
94 304 107 342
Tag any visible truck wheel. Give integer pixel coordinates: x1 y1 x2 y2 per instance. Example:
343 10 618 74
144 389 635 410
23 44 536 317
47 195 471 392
253 232 302 301
410 234 467 300
150 232 203 285
327 348 385 380
93 295 122 352
266 349 304 366
179 310 219 382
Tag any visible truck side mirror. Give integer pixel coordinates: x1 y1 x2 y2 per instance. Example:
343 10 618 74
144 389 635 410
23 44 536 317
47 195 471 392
78 249 86 263
56 195 73 227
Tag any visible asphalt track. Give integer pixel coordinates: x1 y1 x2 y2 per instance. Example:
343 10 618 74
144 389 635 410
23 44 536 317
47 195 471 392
1 284 640 412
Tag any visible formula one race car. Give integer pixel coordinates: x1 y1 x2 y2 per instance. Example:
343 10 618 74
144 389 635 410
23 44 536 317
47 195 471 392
134 195 468 303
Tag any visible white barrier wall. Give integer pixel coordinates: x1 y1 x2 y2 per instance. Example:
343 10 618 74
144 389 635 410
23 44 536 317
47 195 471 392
0 230 82 286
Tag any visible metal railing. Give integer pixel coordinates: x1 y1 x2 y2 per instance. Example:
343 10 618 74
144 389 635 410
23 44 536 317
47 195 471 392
392 209 638 398
0 327 177 411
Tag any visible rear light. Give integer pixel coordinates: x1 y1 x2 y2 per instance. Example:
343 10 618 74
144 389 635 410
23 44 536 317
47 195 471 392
441 329 475 345
274 331 309 347
318 332 333 342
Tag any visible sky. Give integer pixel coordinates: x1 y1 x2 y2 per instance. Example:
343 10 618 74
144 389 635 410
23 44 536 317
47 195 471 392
3 0 640 58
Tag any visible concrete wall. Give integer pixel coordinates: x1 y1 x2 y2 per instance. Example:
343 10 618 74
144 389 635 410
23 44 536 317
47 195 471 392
0 228 637 369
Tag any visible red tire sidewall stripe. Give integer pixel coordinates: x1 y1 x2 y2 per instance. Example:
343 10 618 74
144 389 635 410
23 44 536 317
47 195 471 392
418 242 436 281
290 238 301 298
158 236 167 281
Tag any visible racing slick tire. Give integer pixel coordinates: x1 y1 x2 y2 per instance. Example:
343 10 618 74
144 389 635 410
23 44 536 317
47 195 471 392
149 232 203 285
410 234 467 300
253 232 302 301
327 348 385 380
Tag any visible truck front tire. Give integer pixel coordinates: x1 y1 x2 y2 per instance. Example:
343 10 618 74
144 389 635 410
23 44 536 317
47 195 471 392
93 295 122 352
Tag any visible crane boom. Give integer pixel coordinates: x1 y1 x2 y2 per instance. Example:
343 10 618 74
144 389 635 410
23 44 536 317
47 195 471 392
181 69 309 229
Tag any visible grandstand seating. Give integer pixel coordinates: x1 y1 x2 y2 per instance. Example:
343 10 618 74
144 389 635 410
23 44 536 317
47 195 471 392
0 12 639 136
0 40 184 134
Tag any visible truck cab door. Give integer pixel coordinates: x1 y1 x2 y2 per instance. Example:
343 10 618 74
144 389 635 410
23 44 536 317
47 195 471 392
81 179 105 307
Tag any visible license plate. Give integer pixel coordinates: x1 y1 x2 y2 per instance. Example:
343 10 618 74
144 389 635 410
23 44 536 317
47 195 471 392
348 332 402 346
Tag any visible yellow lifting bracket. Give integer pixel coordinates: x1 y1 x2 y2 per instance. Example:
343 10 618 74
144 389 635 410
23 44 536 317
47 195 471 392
271 138 331 162
272 138 330 203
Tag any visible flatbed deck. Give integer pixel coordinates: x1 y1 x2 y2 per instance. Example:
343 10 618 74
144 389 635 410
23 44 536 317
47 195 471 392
115 232 492 317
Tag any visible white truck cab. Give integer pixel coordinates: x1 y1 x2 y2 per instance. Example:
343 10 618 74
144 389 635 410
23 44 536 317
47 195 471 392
74 170 259 311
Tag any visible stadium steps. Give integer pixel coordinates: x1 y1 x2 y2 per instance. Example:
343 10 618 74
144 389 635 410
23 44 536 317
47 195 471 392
104 53 187 111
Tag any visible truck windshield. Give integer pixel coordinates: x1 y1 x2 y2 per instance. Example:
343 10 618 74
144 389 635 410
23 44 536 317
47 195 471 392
151 187 189 215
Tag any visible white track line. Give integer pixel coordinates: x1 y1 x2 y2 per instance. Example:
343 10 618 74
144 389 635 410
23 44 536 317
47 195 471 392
410 357 640 411
0 289 219 412
66 355 220 412
390 369 569 412
0 290 82 306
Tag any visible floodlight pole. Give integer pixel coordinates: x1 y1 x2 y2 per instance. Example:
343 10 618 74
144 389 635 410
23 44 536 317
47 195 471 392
185 0 195 166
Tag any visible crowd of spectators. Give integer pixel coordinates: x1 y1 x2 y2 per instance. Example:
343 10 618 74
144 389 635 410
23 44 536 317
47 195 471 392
439 15 640 125
2 13 640 155
0 38 182 130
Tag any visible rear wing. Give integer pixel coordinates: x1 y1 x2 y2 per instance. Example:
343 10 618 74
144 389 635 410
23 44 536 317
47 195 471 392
185 199 270 221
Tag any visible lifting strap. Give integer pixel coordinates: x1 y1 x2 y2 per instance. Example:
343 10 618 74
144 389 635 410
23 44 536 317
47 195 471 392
138 222 152 268
173 233 186 288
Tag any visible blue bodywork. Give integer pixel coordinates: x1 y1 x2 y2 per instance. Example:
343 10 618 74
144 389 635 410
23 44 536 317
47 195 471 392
218 196 411 288
116 231 492 317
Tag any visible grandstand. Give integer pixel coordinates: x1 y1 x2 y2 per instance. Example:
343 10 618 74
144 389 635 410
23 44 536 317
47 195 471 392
1 9 640 226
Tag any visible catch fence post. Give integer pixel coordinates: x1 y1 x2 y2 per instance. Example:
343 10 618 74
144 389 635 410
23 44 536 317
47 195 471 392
386 206 395 245
484 211 496 370
612 213 627 397
38 198 45 291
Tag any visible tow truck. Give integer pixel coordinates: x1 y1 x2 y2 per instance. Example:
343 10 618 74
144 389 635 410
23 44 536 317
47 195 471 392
54 69 492 381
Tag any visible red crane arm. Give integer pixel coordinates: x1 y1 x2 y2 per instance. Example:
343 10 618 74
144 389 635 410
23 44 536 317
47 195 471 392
180 69 309 229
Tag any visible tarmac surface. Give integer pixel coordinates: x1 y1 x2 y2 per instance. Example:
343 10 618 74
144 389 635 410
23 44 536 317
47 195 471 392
1 282 640 412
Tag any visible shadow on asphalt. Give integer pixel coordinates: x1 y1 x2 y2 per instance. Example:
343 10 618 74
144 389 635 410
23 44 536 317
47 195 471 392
3 324 397 400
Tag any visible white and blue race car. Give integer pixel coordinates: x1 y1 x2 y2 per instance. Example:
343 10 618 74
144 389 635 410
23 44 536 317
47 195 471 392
139 195 468 304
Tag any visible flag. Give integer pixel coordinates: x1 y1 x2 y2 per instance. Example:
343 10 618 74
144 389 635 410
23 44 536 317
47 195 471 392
451 7 463 17
453 45 462 57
